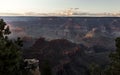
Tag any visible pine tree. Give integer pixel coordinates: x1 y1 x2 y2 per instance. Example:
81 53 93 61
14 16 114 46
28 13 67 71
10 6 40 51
0 19 23 75
89 63 102 75
106 37 120 75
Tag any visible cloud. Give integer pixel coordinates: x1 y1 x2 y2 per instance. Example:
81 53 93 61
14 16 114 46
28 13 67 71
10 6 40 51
0 9 120 16
24 12 45 16
0 13 22 16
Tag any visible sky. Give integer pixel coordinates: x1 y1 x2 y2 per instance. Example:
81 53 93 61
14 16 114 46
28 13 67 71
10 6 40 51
0 0 120 16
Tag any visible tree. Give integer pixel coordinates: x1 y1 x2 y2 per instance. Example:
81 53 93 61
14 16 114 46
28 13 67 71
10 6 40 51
106 37 120 75
89 63 102 75
0 19 23 75
89 37 120 75
41 60 52 75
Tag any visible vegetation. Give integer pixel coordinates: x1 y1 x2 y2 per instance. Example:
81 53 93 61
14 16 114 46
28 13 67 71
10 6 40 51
0 19 23 75
106 37 120 75
0 19 51 75
89 63 102 75
41 60 52 75
89 37 120 75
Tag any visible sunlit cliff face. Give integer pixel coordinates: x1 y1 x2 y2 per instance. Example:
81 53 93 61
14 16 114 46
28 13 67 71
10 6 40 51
84 28 97 38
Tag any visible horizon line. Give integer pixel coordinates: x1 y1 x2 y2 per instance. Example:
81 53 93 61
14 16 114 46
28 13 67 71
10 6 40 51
0 15 120 17
0 12 120 17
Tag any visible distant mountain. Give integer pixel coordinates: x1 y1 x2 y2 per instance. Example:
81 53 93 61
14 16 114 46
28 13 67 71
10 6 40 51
23 38 110 75
0 17 118 51
1 16 119 50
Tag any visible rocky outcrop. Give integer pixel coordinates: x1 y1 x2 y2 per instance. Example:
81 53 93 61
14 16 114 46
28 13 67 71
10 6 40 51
24 59 41 75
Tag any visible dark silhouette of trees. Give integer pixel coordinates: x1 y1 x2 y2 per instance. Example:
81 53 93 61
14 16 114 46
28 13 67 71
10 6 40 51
41 60 52 75
105 37 120 75
89 63 102 75
0 19 23 75
89 37 120 75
